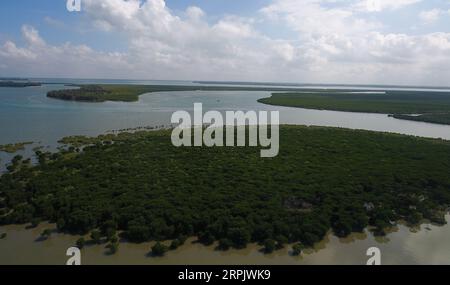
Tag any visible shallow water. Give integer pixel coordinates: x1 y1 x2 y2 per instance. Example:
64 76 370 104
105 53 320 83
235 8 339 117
0 215 449 265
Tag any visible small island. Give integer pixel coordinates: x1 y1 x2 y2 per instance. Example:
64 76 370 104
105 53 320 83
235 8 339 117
0 81 41 88
258 90 450 125
0 142 33 153
0 126 449 253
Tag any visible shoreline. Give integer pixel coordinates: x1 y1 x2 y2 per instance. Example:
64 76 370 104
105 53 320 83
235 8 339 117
1 214 449 265
42 83 450 126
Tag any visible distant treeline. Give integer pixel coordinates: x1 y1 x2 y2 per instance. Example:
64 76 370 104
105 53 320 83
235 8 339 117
393 113 450 125
259 91 450 125
47 85 110 102
0 81 41 88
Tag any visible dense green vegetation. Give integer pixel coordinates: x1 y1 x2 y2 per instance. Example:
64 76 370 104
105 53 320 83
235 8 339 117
0 126 450 252
292 243 304 256
76 237 85 249
40 229 52 240
259 91 450 113
0 81 41 87
47 84 325 103
259 91 450 125
393 113 450 125
151 242 169 256
0 142 33 153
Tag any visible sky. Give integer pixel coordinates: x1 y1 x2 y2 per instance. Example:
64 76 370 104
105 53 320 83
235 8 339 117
1 0 450 85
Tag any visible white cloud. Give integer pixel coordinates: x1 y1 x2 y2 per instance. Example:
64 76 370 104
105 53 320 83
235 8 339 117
260 0 381 37
22 25 46 46
1 0 450 86
355 0 421 12
0 23 130 78
419 9 444 24
0 41 37 60
186 6 205 20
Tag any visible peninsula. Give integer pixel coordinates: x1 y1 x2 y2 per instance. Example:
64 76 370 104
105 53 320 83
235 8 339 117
258 91 450 125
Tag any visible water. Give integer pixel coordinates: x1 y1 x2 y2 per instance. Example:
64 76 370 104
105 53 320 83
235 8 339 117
2 84 450 147
1 215 449 265
1 81 450 264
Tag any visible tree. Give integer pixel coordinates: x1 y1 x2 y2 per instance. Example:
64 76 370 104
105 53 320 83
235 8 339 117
177 235 188 245
101 220 117 241
41 229 52 239
217 238 233 251
228 227 251 249
126 220 150 243
90 230 102 244
332 211 354 238
275 235 288 249
107 242 119 255
169 236 188 250
406 212 423 226
169 239 181 250
76 238 85 249
149 218 174 240
56 218 66 231
300 232 319 247
66 210 95 234
109 235 118 244
263 239 276 254
198 231 214 246
151 242 169 257
292 243 304 256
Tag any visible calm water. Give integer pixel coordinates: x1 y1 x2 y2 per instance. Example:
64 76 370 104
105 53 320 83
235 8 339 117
2 83 450 147
1 82 450 264
1 216 449 265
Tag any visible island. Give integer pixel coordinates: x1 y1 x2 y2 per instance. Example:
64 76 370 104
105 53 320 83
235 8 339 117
0 142 33 153
0 81 41 88
1 126 449 254
258 90 450 125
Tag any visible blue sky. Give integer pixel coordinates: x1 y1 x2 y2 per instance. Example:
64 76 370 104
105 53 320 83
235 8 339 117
0 0 272 50
1 0 450 85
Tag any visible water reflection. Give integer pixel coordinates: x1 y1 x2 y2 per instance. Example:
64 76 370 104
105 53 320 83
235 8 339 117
0 215 449 265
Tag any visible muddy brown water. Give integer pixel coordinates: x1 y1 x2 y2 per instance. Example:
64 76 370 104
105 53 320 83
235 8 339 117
1 215 449 265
